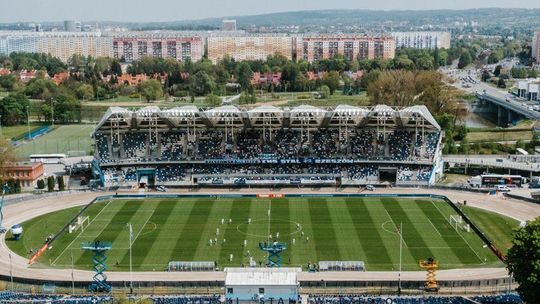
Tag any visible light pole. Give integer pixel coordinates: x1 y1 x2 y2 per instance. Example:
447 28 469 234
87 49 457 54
0 114 3 138
71 252 75 295
9 252 13 290
26 106 31 140
51 99 55 128
126 223 133 294
398 222 403 295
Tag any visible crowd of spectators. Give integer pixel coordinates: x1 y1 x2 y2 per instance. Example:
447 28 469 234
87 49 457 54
307 294 522 304
397 166 433 182
160 132 185 161
312 130 339 158
122 132 148 160
347 165 378 181
96 129 439 163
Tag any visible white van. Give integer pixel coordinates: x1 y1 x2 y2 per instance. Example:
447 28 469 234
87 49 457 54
496 185 511 192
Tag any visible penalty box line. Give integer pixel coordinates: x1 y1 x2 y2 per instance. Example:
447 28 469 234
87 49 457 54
430 199 485 264
52 200 112 265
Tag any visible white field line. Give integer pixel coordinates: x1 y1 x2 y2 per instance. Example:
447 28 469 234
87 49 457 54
130 207 157 247
430 199 485 264
52 200 112 265
382 207 409 248
427 217 443 237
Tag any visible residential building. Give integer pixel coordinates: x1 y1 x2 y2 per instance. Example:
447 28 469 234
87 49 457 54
517 80 540 101
222 20 237 31
0 32 112 62
392 31 451 49
111 32 203 63
207 36 293 63
2 162 44 189
533 31 540 64
295 36 395 62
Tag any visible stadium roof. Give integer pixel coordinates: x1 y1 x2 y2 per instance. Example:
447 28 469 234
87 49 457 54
94 104 441 132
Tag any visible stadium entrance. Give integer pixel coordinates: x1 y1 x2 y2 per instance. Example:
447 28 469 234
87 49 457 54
137 168 156 188
379 167 397 184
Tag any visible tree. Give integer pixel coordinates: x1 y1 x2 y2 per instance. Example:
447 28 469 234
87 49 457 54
493 64 502 77
236 62 253 91
205 94 221 106
47 176 55 192
138 79 163 102
57 176 65 191
0 93 30 126
111 60 122 76
497 77 506 88
458 52 472 69
0 137 14 176
367 70 416 107
319 85 330 99
322 71 340 95
37 179 45 189
190 71 215 96
506 217 540 302
75 84 94 100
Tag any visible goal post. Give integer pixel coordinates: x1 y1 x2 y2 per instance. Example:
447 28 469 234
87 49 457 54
449 215 470 232
69 216 90 233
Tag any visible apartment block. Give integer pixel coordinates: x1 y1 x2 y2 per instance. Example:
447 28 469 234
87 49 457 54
112 33 203 63
392 31 451 50
533 31 540 64
295 36 395 62
207 36 293 63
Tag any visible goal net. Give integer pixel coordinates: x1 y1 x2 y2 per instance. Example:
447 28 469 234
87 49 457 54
449 215 471 233
69 216 90 233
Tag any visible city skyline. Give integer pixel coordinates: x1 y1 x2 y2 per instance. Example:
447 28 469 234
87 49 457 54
1 0 540 23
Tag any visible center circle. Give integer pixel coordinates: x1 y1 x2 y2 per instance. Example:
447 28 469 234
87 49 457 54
236 219 303 238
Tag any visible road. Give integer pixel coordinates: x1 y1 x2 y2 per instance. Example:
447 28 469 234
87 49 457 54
1 188 539 284
441 65 540 120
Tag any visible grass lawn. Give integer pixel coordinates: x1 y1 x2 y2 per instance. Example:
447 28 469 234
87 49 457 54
6 197 507 272
466 130 532 143
461 206 519 254
15 124 95 158
1 123 46 141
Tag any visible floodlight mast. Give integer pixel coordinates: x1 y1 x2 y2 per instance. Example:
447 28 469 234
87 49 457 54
0 183 10 233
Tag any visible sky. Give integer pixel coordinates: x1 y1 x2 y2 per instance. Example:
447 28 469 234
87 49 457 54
1 0 540 23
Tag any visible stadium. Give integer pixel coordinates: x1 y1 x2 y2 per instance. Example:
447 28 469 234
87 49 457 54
0 104 537 303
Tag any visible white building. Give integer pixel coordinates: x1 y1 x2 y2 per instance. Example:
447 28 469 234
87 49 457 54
225 268 300 303
392 31 451 49
517 80 539 101
222 20 237 31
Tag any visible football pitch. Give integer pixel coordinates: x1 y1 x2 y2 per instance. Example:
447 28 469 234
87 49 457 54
8 197 509 271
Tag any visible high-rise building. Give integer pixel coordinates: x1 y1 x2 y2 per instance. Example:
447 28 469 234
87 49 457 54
391 32 451 50
295 36 395 62
111 32 203 63
222 20 237 31
64 20 81 32
0 32 111 62
533 31 540 64
207 35 293 63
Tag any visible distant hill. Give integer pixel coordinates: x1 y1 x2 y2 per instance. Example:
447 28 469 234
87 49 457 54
130 8 540 32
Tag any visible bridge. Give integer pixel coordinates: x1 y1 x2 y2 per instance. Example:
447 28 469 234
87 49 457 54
476 92 540 126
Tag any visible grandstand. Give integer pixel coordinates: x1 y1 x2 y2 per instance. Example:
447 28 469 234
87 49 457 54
92 104 443 188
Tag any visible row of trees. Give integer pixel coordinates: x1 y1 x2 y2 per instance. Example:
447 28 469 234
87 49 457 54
36 176 65 192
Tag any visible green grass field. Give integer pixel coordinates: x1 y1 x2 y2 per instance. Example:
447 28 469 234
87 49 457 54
15 124 95 158
7 197 512 272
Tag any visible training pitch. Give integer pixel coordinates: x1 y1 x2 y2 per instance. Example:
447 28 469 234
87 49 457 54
8 197 511 271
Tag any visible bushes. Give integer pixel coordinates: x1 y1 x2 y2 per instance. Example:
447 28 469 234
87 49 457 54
0 178 22 194
37 179 45 189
